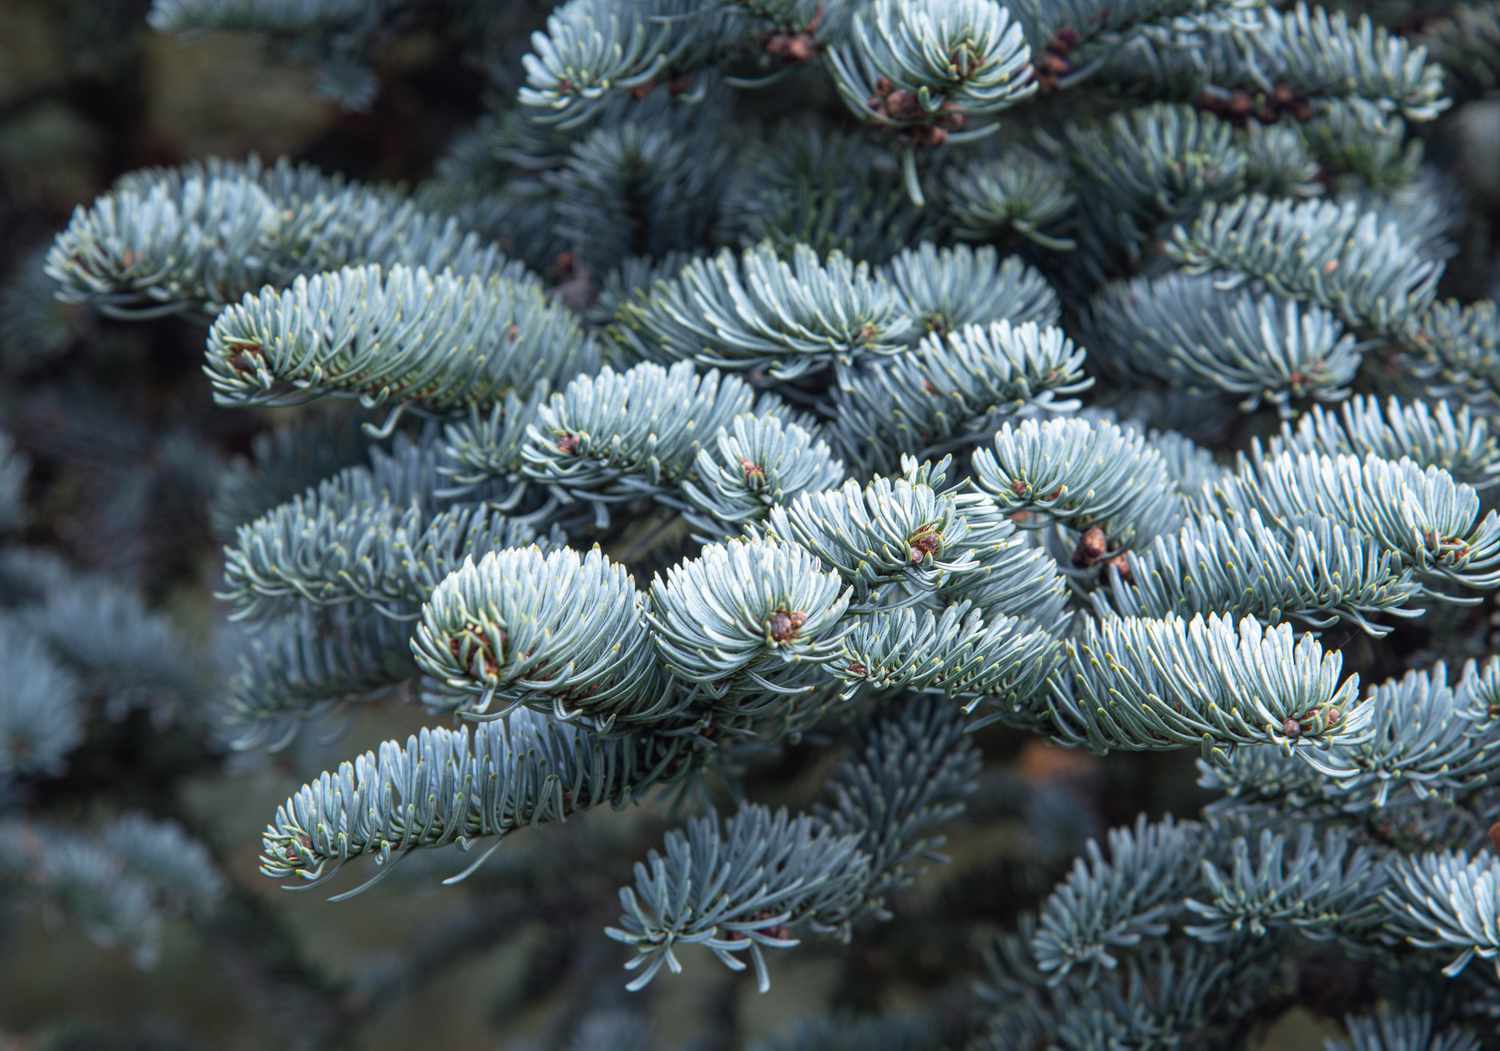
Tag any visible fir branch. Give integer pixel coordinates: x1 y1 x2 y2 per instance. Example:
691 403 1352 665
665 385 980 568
830 601 1060 716
1048 612 1367 756
260 711 696 898
971 416 1184 552
204 263 594 412
1090 511 1425 636
1201 448 1500 596
606 803 871 992
1272 395 1500 492
48 156 530 318
411 545 678 728
830 320 1090 476
520 360 796 509
1030 814 1205 982
0 619 84 781
607 242 914 379
882 242 1060 339
1081 272 1361 413
1184 824 1387 943
646 537 851 716
1383 850 1500 979
1164 194 1443 335
681 413 847 541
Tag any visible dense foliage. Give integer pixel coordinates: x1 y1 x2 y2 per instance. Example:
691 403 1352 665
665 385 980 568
7 0 1500 1047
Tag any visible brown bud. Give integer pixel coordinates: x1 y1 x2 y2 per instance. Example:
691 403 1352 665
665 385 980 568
885 89 921 120
908 528 942 564
874 76 894 96
1040 53 1070 76
785 35 815 62
1490 822 1500 852
766 33 790 55
1072 526 1109 567
1056 27 1080 49
768 609 807 643
557 433 580 455
740 457 765 482
1107 554 1131 582
1282 717 1302 738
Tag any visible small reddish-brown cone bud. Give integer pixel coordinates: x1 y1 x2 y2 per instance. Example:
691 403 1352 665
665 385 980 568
1282 717 1302 738
765 33 791 56
1040 53 1070 77
557 433 580 455
1228 91 1253 118
785 35 815 62
1072 526 1109 567
908 529 942 564
740 458 765 482
885 89 921 120
1107 554 1131 582
873 76 894 96
1490 822 1500 852
768 610 807 643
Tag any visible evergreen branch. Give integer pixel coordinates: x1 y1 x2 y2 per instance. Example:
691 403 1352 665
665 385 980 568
1057 103 1250 275
519 0 719 128
260 711 695 898
883 242 1060 340
1328 1009 1483 1051
1201 448 1500 595
48 156 530 318
520 360 796 509
830 601 1060 715
1273 395 1500 492
0 619 84 781
681 413 847 540
1164 194 1444 335
1403 299 1500 414
814 697 981 916
762 471 995 605
606 803 871 992
411 545 678 729
548 114 733 276
1184 824 1387 942
223 604 417 750
1048 612 1367 756
646 538 851 715
830 320 1090 476
936 530 1075 629
204 263 594 412
1232 2 1449 122
1007 0 1261 90
1298 663 1500 808
937 146 1076 250
1383 850 1500 979
719 129 938 263
1419 2 1500 104
607 242 914 379
1090 511 1425 636
826 0 1037 136
1081 273 1361 413
971 416 1184 551
1030 814 1205 982
223 499 543 623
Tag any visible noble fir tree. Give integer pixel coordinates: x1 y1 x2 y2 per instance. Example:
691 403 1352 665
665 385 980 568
12 0 1500 1046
